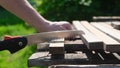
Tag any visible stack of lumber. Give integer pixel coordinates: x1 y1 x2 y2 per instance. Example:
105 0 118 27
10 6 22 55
28 21 120 67
73 21 120 52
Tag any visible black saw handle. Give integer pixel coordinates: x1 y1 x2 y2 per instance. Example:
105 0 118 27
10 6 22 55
0 37 27 53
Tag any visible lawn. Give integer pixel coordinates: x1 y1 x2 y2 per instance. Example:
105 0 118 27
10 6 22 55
0 8 47 68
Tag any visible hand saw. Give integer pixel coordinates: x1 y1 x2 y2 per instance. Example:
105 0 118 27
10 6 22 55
0 30 84 53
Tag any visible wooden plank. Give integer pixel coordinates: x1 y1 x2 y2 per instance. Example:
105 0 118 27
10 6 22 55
95 23 120 35
93 16 120 19
111 21 120 30
95 22 114 29
91 23 120 52
93 16 120 21
80 21 120 52
91 23 120 43
65 38 83 45
49 39 65 60
49 38 65 59
51 38 65 43
28 52 88 67
37 39 88 52
49 65 120 68
65 39 88 52
49 39 64 53
28 52 120 67
113 53 120 60
28 52 49 67
93 22 120 33
73 21 103 50
37 43 49 51
37 38 64 51
49 43 64 54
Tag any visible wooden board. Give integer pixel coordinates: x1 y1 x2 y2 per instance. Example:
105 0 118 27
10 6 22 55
37 39 88 52
49 38 65 59
28 51 120 67
111 21 120 30
49 65 120 68
95 22 113 29
91 22 120 52
65 39 87 52
91 23 120 43
93 16 120 21
49 43 64 54
94 23 120 36
37 38 64 51
80 21 120 52
28 52 88 67
73 21 103 50
92 22 120 32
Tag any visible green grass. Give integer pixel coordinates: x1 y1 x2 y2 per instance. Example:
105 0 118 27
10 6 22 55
0 24 37 68
0 9 47 68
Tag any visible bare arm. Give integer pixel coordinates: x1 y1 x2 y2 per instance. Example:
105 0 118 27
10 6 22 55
0 0 51 32
0 0 72 32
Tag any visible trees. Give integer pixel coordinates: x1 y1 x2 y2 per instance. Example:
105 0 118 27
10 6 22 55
1 0 120 22
37 0 120 22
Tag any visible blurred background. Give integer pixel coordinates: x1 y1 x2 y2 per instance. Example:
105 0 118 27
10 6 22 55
0 0 120 68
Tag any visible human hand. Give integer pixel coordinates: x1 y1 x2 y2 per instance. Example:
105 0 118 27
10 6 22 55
44 21 72 32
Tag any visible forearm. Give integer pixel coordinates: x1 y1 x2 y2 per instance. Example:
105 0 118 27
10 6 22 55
0 0 49 32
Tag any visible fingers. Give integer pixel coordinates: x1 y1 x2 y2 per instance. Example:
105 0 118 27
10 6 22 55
61 23 72 30
45 21 72 32
53 21 72 30
51 24 66 31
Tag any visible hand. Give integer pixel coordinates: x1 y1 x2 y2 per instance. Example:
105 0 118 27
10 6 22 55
44 21 72 32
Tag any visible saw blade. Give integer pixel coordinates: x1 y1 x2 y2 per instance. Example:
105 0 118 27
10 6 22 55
26 30 84 45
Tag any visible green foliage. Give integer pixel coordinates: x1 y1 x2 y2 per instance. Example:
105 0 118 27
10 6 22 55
35 0 120 22
0 24 36 38
0 2 40 67
1 0 119 23
36 0 93 21
0 8 24 25
0 5 47 67
0 45 36 68
0 24 38 68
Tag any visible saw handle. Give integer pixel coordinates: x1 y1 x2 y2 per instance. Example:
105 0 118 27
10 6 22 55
0 36 27 53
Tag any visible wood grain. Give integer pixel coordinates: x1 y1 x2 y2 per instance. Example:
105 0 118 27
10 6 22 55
89 23 120 52
111 21 120 30
73 21 103 50
49 43 64 54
